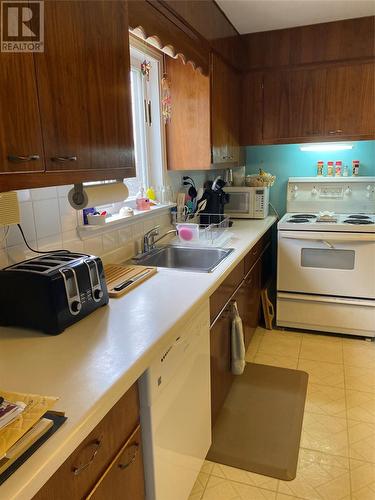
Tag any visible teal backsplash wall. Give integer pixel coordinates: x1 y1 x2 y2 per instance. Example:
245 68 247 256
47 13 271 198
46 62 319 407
246 140 375 216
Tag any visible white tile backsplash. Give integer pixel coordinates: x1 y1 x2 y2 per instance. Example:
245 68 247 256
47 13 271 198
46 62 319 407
31 186 58 201
33 199 61 239
0 184 173 267
58 197 78 232
57 185 73 198
37 235 63 252
83 235 104 256
16 189 31 202
102 231 119 253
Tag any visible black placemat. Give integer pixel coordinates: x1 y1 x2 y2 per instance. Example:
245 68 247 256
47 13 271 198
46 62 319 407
0 411 67 485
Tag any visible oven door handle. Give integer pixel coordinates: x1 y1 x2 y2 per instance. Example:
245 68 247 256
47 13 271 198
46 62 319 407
280 231 375 243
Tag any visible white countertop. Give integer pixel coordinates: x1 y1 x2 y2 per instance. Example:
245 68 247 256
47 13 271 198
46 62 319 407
0 216 276 500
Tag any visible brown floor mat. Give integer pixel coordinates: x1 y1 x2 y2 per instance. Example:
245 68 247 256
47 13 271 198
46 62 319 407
207 362 308 480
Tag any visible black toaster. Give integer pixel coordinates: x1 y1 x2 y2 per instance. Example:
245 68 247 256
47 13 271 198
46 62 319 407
0 252 109 335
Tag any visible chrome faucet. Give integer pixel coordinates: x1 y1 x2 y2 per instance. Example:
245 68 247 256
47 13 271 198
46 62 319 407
143 225 177 253
143 226 160 253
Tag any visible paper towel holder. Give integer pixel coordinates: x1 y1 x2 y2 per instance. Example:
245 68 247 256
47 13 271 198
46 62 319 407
68 180 129 210
70 183 85 208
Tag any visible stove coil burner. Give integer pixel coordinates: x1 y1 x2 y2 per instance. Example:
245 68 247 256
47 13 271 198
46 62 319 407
287 218 311 223
344 219 374 225
347 215 371 220
290 214 317 219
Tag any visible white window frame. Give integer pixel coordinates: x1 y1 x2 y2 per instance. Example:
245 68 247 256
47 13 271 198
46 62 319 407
129 35 167 195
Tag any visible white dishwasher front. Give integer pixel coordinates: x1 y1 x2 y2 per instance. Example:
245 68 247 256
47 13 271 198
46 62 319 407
139 301 211 500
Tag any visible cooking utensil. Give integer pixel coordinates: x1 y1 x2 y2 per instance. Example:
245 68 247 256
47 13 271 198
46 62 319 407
114 270 151 291
195 199 207 215
104 264 157 297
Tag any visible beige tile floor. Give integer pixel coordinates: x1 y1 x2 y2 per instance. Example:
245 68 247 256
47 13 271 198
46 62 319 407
189 327 375 500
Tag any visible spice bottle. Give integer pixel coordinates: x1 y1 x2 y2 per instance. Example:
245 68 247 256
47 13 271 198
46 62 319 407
327 161 334 177
317 161 324 176
343 165 349 177
335 161 342 176
352 160 360 176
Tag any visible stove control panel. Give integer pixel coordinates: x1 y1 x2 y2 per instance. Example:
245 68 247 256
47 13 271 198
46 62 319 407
287 177 375 214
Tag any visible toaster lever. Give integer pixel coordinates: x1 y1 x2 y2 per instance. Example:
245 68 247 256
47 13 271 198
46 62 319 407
60 268 82 316
84 259 104 302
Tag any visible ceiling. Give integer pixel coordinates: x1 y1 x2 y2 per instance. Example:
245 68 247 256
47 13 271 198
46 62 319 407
216 0 375 34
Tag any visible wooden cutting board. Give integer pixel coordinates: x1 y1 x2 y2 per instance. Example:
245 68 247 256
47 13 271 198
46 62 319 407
104 264 157 298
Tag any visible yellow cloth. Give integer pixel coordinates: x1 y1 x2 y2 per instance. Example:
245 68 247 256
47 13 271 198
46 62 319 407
0 390 58 458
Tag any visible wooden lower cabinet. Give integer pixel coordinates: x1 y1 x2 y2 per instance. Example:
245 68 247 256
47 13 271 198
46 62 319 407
239 261 261 350
210 307 234 426
87 426 145 500
33 382 145 500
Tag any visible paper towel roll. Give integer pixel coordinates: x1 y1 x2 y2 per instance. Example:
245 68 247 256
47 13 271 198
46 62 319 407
68 182 129 210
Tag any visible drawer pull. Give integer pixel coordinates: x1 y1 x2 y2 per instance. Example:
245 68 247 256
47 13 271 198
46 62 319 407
72 439 101 475
118 443 139 470
8 154 40 162
328 129 343 135
52 156 77 162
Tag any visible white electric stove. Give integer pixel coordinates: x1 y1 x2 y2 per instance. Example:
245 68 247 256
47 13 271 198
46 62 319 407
277 177 375 338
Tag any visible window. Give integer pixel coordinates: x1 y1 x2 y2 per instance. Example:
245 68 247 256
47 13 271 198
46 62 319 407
127 38 165 197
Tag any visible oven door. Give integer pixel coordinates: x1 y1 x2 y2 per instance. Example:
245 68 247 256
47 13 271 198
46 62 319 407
277 231 375 299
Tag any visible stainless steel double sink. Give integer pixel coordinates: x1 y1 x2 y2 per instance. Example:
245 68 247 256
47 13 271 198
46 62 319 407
133 245 234 273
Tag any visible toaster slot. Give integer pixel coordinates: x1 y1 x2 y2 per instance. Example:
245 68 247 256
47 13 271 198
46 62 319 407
84 259 104 302
60 268 82 315
13 264 50 272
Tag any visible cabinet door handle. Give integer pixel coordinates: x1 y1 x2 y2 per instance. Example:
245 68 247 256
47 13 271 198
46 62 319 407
72 439 101 475
8 154 40 163
118 443 139 470
328 129 343 135
52 156 77 162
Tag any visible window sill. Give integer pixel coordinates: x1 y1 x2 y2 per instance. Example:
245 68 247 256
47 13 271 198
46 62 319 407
77 203 175 240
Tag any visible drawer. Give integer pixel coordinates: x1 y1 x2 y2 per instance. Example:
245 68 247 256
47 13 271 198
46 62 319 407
210 259 244 324
33 383 140 500
244 230 271 275
87 425 145 500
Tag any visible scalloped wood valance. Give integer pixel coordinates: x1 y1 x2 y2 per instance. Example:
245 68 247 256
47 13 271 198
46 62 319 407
128 0 210 75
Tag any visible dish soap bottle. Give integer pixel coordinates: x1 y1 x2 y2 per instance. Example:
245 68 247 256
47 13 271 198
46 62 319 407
136 186 150 211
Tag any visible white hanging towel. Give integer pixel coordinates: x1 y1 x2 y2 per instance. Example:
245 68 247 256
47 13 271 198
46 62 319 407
231 301 246 375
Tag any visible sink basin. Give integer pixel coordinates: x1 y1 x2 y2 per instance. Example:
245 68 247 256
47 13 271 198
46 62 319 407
133 245 234 272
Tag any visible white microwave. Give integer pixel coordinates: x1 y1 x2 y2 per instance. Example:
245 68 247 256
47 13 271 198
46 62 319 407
224 186 269 219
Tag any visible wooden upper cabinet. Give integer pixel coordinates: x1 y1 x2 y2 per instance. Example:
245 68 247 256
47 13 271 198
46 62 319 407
34 0 135 173
0 55 45 175
211 53 240 165
324 62 375 139
240 71 263 146
263 68 326 142
262 71 290 141
166 57 211 170
288 68 326 139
